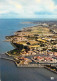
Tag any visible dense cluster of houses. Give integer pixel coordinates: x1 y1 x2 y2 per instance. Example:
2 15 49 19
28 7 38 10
14 49 57 65
15 57 32 65
32 55 57 63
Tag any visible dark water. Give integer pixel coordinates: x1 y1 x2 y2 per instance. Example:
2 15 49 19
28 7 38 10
0 19 57 81
0 59 57 81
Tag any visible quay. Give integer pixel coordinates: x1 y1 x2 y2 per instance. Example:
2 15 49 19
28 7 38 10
15 62 57 68
16 64 44 67
16 63 57 68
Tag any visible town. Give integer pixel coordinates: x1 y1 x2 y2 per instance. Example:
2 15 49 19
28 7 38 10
5 22 57 72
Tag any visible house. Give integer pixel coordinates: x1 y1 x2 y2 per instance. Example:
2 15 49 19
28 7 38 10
44 57 53 62
34 56 44 61
47 51 53 56
54 52 57 56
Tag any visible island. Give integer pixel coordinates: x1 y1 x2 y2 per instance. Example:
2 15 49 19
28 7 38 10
5 21 57 72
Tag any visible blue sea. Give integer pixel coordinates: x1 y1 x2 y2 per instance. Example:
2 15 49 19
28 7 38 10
0 19 57 81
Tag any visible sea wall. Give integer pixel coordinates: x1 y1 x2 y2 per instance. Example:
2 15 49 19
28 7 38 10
16 64 44 67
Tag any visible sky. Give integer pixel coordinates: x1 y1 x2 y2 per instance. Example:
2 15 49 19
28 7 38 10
0 0 57 19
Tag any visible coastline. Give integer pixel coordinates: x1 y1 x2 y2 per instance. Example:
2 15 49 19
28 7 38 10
0 19 57 81
4 21 57 73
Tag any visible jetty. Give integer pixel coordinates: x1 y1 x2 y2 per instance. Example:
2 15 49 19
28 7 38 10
0 53 14 61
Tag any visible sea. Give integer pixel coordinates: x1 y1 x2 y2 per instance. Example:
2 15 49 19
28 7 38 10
0 19 57 81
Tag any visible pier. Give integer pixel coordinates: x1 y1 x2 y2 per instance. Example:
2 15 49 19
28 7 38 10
0 53 14 61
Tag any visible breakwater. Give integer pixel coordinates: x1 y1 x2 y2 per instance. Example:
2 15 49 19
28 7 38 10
0 53 14 62
44 66 57 74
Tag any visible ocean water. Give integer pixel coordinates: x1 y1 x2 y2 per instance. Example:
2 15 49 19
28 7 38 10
0 19 57 81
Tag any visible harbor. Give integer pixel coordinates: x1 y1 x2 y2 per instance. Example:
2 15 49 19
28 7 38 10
0 53 57 69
